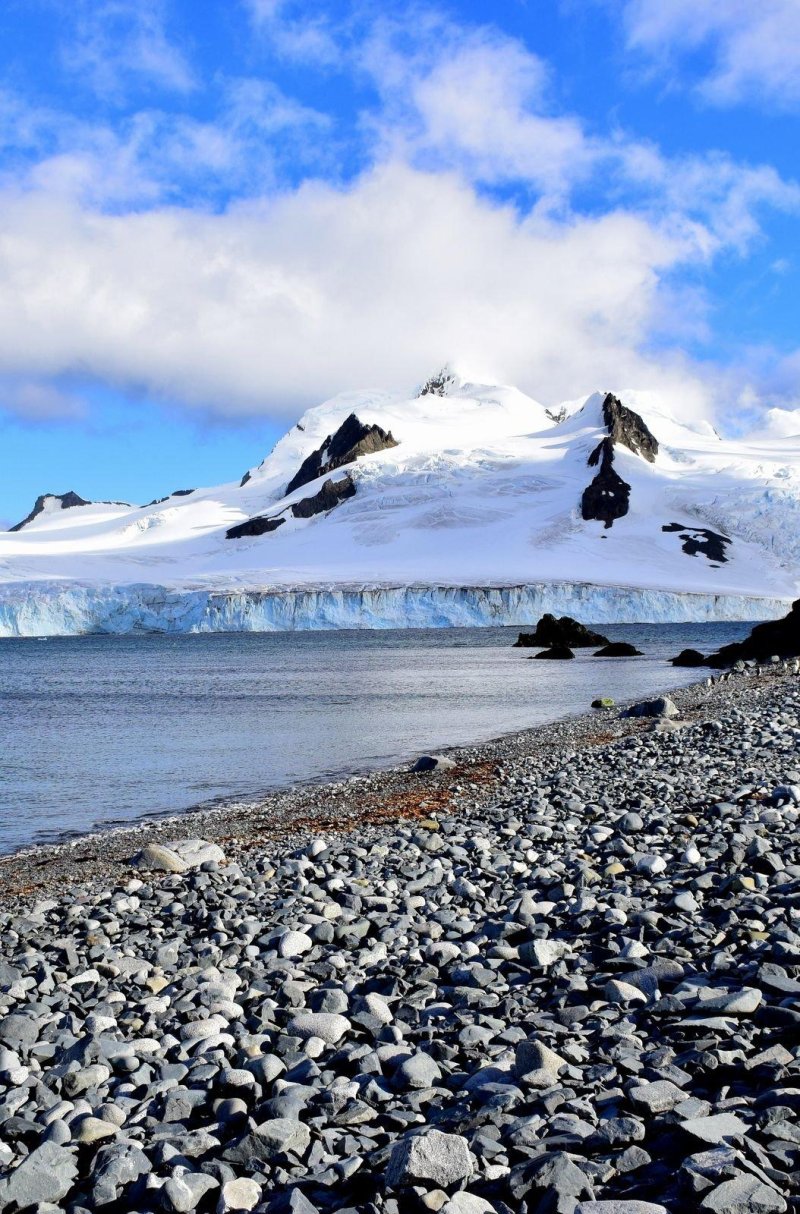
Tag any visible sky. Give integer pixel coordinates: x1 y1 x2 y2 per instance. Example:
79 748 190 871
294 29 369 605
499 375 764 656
1 0 799 525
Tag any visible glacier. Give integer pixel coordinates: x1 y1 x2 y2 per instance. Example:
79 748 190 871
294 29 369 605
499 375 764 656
0 581 786 637
2 376 800 634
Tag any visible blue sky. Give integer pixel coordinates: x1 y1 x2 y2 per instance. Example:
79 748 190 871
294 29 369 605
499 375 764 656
1 0 799 525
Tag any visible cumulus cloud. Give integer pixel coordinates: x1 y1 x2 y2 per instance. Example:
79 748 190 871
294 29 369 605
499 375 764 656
0 164 704 416
619 1 800 108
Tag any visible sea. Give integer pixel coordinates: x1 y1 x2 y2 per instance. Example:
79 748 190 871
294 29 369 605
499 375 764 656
0 622 752 854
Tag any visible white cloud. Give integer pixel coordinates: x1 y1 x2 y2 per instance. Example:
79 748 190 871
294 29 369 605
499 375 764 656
620 1 800 108
243 0 343 66
64 0 196 100
365 24 592 197
0 164 705 417
0 81 331 208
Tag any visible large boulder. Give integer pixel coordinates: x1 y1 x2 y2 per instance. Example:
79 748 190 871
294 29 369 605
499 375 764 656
530 645 575 660
594 642 643 657
621 696 679 719
131 839 225 872
707 600 800 667
515 614 608 648
671 648 707 667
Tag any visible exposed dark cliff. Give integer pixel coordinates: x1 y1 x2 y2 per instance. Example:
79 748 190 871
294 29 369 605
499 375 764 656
286 414 398 496
579 395 658 529
581 438 632 529
11 492 92 532
707 599 800 666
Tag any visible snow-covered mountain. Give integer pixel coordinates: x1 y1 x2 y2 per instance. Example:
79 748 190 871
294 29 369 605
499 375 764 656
1 372 798 634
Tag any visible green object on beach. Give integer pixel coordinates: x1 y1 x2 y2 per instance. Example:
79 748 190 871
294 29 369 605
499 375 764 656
591 697 615 709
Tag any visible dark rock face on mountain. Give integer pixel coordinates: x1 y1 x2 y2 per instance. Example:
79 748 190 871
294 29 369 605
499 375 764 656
602 393 658 462
286 414 398 496
226 475 356 539
418 368 457 396
10 491 91 532
580 394 658 529
515 615 609 648
581 438 632 528
226 516 285 539
707 599 800 667
529 644 575 660
662 522 731 564
291 473 356 519
145 489 196 507
594 642 643 657
671 648 707 667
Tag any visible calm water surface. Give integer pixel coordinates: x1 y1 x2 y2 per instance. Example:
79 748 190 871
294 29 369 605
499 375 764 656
0 623 752 853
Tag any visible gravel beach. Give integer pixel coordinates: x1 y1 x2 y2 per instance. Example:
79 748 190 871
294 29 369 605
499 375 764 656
1 664 799 1213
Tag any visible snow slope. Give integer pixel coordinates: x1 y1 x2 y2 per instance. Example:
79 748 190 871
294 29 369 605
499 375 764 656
1 374 798 634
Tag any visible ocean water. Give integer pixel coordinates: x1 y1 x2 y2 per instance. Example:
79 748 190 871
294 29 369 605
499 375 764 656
0 622 752 853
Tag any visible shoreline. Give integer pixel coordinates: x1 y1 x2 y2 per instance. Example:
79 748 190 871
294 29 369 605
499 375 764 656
1 654 799 1211
0 662 784 903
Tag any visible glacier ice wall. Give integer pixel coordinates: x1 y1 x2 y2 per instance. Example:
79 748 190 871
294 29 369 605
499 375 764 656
0 581 789 636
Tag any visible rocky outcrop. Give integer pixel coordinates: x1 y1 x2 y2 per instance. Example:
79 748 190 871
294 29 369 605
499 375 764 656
581 394 659 529
662 523 731 564
286 414 398 496
10 491 91 532
290 473 356 519
707 599 800 667
602 393 658 462
529 645 575 659
594 642 643 657
226 516 285 539
145 489 196 507
227 474 356 538
581 439 632 528
671 648 707 667
515 614 609 648
417 368 457 396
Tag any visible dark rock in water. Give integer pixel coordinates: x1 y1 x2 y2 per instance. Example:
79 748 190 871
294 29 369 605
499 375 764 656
226 516 285 539
707 599 800 667
581 437 631 529
530 645 575 660
286 413 398 495
662 522 731 563
672 648 708 667
515 614 609 648
10 491 111 532
290 474 356 519
602 392 658 462
594 642 643 657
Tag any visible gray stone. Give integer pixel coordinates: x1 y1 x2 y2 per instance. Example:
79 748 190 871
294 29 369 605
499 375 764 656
680 1113 749 1144
0 1141 78 1208
287 1012 350 1044
629 1080 685 1114
699 1175 787 1212
386 1129 474 1188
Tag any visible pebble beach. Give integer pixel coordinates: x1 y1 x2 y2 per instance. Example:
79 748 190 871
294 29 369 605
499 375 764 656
1 665 799 1213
